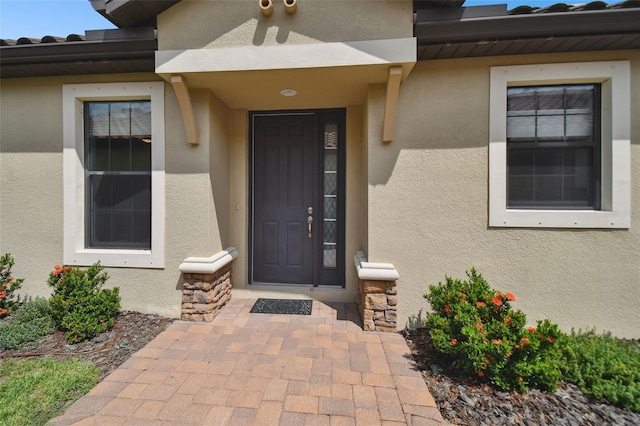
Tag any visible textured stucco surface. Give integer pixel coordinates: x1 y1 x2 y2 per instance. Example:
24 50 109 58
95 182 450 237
366 50 640 338
0 75 231 318
2 45 638 337
158 0 413 50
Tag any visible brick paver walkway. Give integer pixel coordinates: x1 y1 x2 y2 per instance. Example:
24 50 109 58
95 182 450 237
52 299 447 425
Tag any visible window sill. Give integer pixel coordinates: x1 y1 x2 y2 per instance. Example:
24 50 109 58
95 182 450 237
489 209 630 229
65 249 164 269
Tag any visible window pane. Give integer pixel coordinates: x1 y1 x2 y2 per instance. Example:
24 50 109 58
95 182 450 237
131 138 152 171
88 166 151 248
324 150 337 172
88 103 110 137
537 115 564 139
507 116 535 139
110 138 130 171
507 84 598 209
112 176 134 210
536 88 564 111
508 149 534 176
112 210 134 244
564 177 591 203
507 89 535 111
130 102 151 137
324 124 338 148
109 103 131 137
535 149 562 176
323 221 337 244
508 176 534 204
88 137 109 171
86 100 152 249
564 149 594 205
92 175 112 208
535 176 563 202
93 209 112 245
133 211 152 245
566 115 592 139
567 149 592 188
508 146 595 208
566 86 594 111
132 175 152 209
324 197 337 219
323 245 337 268
324 172 337 196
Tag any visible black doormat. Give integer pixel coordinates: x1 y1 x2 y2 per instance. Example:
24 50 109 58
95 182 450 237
250 298 313 315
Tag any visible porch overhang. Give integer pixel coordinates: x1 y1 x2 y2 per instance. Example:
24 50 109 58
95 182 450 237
155 37 417 111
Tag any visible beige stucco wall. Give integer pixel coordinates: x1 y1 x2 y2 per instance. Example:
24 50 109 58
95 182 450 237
366 50 640 338
158 0 413 50
0 73 365 314
0 75 231 318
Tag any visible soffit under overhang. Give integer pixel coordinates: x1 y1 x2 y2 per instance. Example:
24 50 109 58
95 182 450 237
155 38 416 110
415 4 640 60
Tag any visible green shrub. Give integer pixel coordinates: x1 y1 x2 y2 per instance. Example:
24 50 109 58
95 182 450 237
47 262 120 343
424 268 565 392
0 297 55 349
0 358 99 425
0 253 24 317
561 329 640 412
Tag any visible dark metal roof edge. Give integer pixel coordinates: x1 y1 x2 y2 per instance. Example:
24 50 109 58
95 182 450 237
0 39 156 65
414 0 466 11
91 0 181 28
415 8 640 45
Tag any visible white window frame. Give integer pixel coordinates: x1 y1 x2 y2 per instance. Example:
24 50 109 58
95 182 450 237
489 61 631 228
63 82 165 268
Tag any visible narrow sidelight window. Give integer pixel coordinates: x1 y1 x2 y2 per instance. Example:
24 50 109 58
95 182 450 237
85 101 152 249
322 123 339 269
507 84 600 209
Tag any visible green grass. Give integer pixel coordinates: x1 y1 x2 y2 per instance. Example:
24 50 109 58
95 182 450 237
0 358 99 426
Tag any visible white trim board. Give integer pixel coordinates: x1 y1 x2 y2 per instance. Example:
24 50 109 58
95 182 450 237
488 61 631 229
156 38 417 74
62 82 166 268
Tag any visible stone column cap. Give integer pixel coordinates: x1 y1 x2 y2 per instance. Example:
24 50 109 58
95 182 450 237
179 247 238 274
354 250 399 281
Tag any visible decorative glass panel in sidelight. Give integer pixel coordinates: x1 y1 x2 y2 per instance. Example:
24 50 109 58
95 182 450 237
323 124 338 268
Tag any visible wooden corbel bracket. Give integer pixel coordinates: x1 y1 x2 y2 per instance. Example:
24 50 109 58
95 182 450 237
382 66 403 144
171 74 200 146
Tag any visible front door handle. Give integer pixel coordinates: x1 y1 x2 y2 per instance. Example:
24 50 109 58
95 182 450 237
307 215 313 238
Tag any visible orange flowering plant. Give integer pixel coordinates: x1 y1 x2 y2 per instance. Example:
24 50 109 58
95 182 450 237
0 253 25 317
424 267 565 392
47 262 120 343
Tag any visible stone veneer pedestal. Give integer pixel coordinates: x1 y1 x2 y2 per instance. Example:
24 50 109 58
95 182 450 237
358 279 397 332
354 251 399 332
181 264 232 321
179 247 238 322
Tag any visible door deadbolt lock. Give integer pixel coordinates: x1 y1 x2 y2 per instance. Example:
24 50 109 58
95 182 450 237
308 207 313 215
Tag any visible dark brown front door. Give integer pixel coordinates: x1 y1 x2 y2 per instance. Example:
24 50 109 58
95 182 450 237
252 114 315 284
251 111 345 286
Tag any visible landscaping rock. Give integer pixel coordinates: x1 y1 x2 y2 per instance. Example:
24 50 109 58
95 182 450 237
403 328 640 426
0 311 173 380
